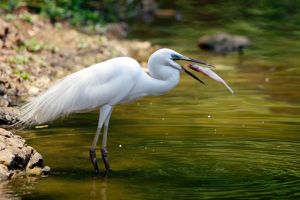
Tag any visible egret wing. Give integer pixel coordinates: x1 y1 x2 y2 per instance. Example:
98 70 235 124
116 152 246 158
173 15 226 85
18 57 141 126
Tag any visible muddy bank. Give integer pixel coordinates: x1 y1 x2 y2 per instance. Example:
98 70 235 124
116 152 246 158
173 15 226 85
0 11 155 109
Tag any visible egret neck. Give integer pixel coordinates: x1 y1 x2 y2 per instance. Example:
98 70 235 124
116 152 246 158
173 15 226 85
129 66 180 99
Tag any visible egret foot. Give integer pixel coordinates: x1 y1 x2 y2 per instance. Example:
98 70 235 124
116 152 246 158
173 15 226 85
101 147 110 174
90 148 100 174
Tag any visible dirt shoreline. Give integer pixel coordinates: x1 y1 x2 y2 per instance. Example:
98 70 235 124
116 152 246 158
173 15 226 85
0 10 156 180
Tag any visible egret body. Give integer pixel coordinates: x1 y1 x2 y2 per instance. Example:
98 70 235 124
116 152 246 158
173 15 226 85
18 48 232 174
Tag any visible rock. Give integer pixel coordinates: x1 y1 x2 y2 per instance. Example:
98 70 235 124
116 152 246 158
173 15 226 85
0 149 14 167
5 114 11 122
5 135 25 148
0 141 6 150
0 164 11 181
0 128 13 138
198 32 250 54
0 85 6 96
26 165 50 176
24 145 34 156
0 18 21 49
105 22 129 39
0 128 48 181
26 166 42 176
0 97 9 107
138 0 158 23
0 107 20 126
42 166 51 175
28 86 39 95
27 151 43 169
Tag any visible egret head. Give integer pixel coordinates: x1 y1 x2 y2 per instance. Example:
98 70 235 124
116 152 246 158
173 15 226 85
149 48 213 84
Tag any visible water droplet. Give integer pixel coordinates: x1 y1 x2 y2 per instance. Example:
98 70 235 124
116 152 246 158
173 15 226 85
118 144 122 148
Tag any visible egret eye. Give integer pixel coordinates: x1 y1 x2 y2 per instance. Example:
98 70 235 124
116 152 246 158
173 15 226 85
171 54 181 60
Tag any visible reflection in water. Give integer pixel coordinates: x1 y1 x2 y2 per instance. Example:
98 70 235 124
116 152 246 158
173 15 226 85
1 176 42 200
90 178 107 200
0 181 21 200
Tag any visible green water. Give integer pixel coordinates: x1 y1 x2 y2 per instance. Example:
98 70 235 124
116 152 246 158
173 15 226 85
2 1 300 199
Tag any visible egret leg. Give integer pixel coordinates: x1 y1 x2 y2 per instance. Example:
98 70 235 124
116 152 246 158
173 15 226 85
90 105 112 174
101 108 112 174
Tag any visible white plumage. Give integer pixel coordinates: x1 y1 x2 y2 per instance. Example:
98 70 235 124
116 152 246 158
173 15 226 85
18 57 142 125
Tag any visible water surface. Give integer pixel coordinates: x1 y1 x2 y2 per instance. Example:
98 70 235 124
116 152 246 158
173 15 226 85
2 1 300 199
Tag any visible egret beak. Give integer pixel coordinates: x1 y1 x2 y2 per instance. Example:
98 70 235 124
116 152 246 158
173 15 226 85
173 55 214 68
182 57 214 68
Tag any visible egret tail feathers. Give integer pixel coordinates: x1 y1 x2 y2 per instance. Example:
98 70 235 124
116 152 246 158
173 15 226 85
17 85 71 126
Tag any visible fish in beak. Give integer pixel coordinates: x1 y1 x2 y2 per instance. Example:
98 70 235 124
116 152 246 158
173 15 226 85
188 64 234 94
171 54 233 93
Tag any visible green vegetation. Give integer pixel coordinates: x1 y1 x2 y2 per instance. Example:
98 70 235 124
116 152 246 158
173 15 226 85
14 69 30 80
9 55 31 80
0 0 137 26
21 38 45 52
19 11 34 23
8 54 30 64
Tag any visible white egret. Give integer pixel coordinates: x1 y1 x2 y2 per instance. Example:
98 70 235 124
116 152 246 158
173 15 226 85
18 48 233 174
